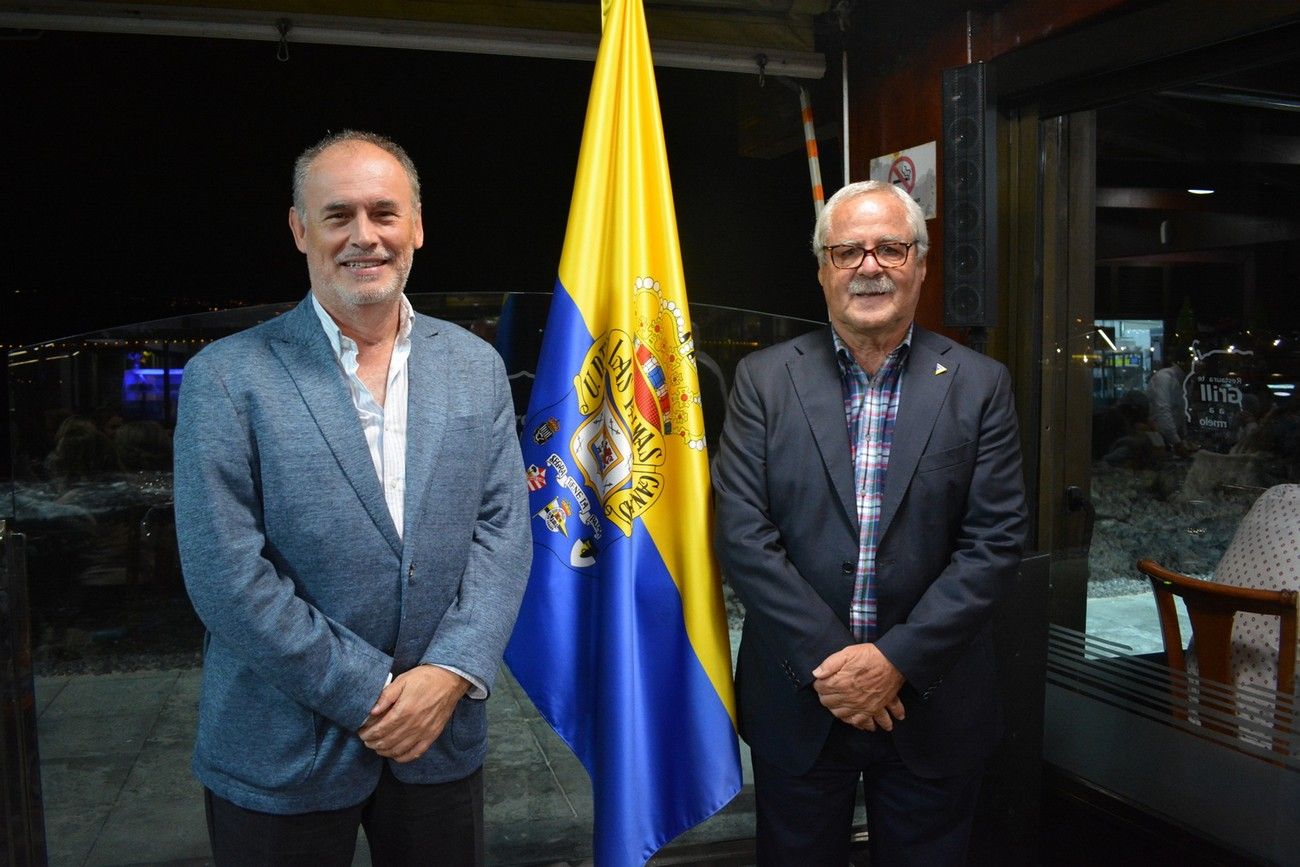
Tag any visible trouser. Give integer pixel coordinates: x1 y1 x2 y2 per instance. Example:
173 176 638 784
752 723 983 867
205 763 484 866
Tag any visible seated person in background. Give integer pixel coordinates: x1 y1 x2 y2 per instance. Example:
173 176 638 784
1147 357 1199 457
44 416 131 585
47 417 123 494
1101 390 1164 469
1229 393 1273 456
114 420 173 472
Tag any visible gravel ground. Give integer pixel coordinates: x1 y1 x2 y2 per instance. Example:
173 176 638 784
1086 454 1291 596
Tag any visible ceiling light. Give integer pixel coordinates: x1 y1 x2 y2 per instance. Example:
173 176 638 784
1187 188 1215 195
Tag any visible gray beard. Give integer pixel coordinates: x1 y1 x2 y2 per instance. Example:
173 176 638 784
322 261 412 309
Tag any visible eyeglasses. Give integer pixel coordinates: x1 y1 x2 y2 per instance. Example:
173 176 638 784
822 241 915 270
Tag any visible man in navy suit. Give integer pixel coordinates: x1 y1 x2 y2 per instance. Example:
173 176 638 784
174 130 531 865
713 180 1027 865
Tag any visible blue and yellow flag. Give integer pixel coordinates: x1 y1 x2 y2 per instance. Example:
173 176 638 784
504 0 742 863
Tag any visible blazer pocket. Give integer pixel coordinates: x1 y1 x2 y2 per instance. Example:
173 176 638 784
450 695 487 752
446 412 485 432
917 440 976 474
196 656 319 791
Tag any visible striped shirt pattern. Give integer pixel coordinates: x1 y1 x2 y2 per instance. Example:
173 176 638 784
312 294 413 538
834 326 911 642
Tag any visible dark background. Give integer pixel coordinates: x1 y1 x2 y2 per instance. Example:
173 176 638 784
3 28 839 348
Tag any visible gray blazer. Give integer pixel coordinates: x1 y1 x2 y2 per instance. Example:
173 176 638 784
174 295 530 813
713 325 1027 778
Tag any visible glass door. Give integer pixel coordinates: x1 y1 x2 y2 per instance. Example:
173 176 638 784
1037 59 1300 863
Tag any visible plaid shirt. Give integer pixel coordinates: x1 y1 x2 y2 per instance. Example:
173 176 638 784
834 326 911 642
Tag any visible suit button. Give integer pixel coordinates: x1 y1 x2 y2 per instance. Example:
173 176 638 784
841 562 853 574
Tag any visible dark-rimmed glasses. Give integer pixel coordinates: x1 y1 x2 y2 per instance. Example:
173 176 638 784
822 241 915 270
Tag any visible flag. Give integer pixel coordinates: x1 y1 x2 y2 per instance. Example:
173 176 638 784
503 0 742 863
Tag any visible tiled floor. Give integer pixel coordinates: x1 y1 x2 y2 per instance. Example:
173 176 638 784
35 669 202 867
30 594 1165 866
32 665 756 867
1084 591 1191 656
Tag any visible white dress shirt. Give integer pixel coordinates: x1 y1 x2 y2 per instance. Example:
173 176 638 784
313 294 411 536
312 295 486 699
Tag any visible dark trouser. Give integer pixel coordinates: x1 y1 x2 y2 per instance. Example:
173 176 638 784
752 723 983 867
205 764 484 867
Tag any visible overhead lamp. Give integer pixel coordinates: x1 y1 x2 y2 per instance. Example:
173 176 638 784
1187 188 1215 195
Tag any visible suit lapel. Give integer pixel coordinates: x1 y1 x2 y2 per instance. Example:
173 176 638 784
789 329 857 527
401 316 446 549
271 298 402 557
879 328 955 541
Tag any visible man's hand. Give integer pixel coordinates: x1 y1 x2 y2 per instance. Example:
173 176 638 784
812 644 906 732
358 666 471 763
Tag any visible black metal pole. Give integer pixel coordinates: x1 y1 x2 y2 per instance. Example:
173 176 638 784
0 520 48 866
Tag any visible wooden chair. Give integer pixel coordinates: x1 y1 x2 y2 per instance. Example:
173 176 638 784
1138 558 1297 753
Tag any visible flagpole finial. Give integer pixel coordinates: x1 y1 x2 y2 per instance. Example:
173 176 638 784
755 53 767 88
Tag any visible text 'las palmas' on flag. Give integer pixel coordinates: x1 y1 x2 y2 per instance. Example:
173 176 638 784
503 0 742 865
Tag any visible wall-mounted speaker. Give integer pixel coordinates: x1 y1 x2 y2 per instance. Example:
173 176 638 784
941 61 998 329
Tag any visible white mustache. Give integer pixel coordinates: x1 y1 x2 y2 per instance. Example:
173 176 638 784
849 275 896 296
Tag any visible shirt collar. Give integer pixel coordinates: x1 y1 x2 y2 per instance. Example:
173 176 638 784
311 293 414 360
832 323 914 375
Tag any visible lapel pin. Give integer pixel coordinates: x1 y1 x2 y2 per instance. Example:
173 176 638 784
934 363 948 376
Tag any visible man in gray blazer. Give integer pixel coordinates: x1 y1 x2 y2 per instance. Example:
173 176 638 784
173 130 530 865
713 180 1027 865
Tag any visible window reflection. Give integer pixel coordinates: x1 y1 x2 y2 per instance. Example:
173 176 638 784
1087 57 1300 659
1088 323 1299 640
1046 55 1300 863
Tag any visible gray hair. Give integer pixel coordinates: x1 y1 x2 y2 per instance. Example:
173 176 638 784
292 129 421 214
811 180 929 264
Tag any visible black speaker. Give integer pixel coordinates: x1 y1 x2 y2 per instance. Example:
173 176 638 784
941 62 998 328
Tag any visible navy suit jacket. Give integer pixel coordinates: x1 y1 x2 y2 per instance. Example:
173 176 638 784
174 295 531 813
713 324 1027 778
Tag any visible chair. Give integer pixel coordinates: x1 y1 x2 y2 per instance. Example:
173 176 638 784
1138 558 1297 753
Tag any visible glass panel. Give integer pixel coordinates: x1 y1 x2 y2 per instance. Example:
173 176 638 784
6 292 820 865
1044 56 1300 860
